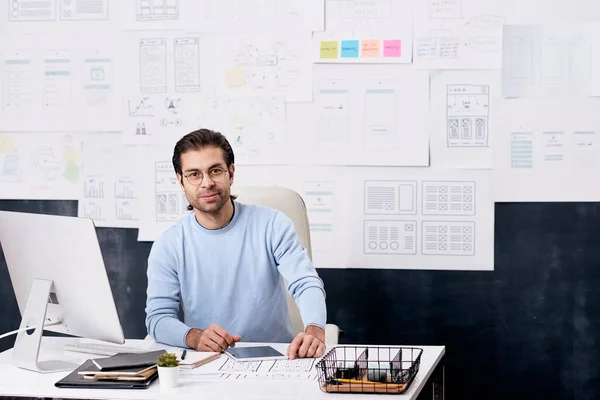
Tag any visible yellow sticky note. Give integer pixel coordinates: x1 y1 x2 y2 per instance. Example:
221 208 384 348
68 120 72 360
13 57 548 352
320 41 339 59
361 40 381 58
0 136 15 154
62 146 80 164
225 67 246 88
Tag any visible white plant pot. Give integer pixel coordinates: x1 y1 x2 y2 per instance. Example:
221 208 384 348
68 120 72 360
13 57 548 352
158 366 180 390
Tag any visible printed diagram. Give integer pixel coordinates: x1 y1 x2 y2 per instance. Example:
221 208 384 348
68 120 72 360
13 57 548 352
84 177 106 198
364 220 417 255
174 38 201 93
304 182 335 251
9 0 109 21
446 85 489 147
269 359 315 374
510 132 533 170
364 81 396 149
422 181 475 216
139 38 167 94
155 161 187 222
218 358 262 373
415 0 507 63
82 56 113 112
9 0 57 21
208 357 317 380
137 0 179 21
364 181 417 215
422 221 475 256
128 98 155 117
83 200 103 220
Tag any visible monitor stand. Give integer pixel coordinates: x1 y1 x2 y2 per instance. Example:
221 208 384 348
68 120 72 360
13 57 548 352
12 278 78 373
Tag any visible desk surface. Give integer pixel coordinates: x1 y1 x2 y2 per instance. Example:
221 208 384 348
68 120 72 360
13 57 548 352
0 338 444 400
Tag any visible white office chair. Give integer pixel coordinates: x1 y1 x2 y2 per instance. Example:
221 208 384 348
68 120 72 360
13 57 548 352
234 185 340 345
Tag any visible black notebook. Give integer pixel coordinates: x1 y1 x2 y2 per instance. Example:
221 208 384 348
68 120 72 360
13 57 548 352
55 359 158 389
92 349 166 371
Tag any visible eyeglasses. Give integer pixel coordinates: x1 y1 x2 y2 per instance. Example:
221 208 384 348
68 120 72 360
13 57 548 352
183 167 229 186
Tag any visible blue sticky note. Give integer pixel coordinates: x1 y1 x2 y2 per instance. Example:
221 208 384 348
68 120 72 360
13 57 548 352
341 40 359 58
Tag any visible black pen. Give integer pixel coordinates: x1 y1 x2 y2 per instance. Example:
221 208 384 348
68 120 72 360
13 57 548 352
181 349 187 360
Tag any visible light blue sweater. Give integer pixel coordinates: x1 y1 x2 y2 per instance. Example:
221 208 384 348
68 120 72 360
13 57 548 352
145 201 327 348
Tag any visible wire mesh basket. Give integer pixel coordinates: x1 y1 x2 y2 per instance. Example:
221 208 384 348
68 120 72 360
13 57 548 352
315 346 423 394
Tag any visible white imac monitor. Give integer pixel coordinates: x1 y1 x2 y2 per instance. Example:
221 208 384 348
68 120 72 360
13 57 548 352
0 211 125 373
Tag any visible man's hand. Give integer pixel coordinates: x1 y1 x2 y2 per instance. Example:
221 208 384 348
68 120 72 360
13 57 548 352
287 325 326 360
185 324 241 352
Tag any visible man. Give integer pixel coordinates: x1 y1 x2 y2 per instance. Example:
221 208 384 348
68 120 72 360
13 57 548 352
145 129 327 359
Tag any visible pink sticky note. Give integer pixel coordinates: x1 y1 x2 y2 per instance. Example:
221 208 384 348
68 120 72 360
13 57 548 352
383 40 402 57
361 40 380 58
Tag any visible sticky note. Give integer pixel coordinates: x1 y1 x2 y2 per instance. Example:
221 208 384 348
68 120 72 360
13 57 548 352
224 67 246 88
341 40 359 58
320 41 339 59
383 40 402 57
0 136 15 154
361 40 380 58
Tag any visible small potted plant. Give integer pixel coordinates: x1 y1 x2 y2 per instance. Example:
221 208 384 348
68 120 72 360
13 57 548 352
156 352 180 390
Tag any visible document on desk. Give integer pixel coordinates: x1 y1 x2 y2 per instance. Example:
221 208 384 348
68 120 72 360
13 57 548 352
183 357 318 381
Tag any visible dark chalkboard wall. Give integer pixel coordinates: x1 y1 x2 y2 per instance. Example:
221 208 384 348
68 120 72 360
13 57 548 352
1 200 599 400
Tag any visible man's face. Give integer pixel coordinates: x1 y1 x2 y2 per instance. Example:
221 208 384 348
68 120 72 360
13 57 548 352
177 146 235 215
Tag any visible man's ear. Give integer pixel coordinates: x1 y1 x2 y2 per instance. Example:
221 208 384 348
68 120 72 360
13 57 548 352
229 164 235 184
176 173 185 190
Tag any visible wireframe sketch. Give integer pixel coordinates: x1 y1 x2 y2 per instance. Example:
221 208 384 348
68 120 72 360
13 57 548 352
139 38 167 94
270 358 315 373
422 181 475 216
317 80 350 149
427 0 462 19
164 97 181 114
2 52 34 111
134 122 149 135
155 161 186 222
304 182 335 251
510 132 534 170
446 85 489 147
174 38 201 93
83 56 112 110
364 220 417 255
84 177 105 198
364 80 396 149
9 0 57 21
364 181 417 215
137 0 179 21
30 146 62 181
421 221 475 256
60 0 108 20
42 51 72 109
218 358 263 373
128 98 155 117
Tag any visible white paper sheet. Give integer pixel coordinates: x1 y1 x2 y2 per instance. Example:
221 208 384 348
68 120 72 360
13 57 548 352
194 96 287 165
0 33 120 132
1 0 115 33
0 132 82 200
187 0 324 33
502 23 600 98
287 64 430 166
313 0 413 63
205 32 313 102
77 133 142 228
121 32 203 146
493 97 600 201
429 70 500 169
413 0 512 69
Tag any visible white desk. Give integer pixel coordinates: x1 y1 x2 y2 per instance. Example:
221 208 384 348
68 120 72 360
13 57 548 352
0 338 445 399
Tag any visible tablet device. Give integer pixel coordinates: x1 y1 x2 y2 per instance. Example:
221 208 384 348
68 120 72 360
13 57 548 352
225 346 286 360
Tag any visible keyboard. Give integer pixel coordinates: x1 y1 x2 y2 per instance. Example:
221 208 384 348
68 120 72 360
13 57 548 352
63 342 150 356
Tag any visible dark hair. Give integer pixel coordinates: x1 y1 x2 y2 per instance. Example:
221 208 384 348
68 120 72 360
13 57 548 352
172 129 237 211
172 128 235 175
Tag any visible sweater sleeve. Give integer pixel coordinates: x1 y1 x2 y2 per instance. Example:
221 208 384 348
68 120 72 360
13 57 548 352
145 235 192 348
271 212 327 331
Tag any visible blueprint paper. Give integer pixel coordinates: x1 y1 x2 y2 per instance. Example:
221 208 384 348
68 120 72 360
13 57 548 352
77 133 143 228
502 23 600 98
187 0 324 33
121 32 203 146
0 33 120 132
286 64 430 166
493 97 600 202
314 0 413 63
0 132 82 200
429 70 500 169
206 32 313 102
413 0 511 69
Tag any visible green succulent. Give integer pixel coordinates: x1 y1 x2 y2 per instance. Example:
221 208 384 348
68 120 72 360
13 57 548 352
156 352 180 368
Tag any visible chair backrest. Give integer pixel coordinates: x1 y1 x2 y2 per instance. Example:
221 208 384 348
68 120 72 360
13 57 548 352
233 185 310 336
